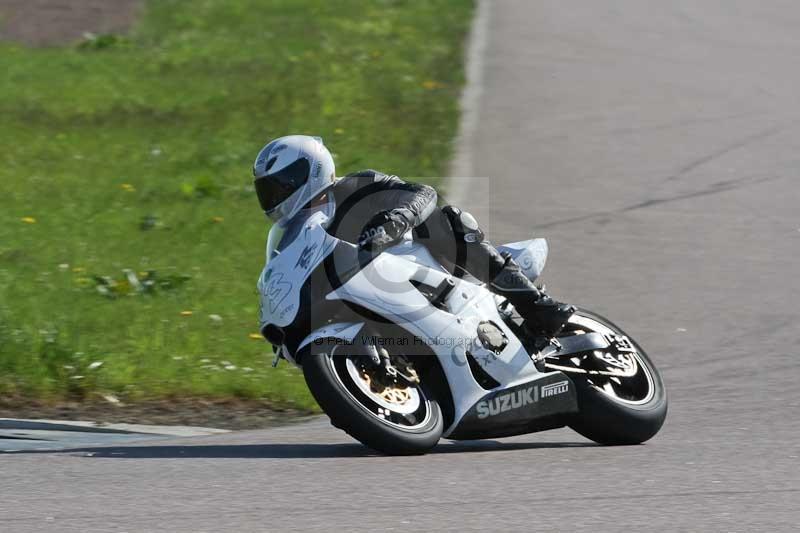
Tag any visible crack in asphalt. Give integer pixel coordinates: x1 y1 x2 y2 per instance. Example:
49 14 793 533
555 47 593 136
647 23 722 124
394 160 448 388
534 174 781 230
619 174 779 212
664 124 786 182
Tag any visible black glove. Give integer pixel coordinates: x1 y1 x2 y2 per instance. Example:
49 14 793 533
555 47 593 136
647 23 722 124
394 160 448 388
358 209 412 251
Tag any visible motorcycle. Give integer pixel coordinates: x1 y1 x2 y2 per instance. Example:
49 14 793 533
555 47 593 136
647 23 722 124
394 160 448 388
258 207 667 455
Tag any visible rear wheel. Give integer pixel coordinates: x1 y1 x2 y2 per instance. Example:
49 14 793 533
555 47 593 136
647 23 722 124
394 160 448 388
303 345 443 455
544 309 667 444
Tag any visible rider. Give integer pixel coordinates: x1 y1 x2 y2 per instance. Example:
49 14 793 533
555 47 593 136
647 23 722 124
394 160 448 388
254 134 575 338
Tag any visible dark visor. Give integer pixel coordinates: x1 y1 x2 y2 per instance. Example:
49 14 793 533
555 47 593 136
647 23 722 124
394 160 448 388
254 158 311 213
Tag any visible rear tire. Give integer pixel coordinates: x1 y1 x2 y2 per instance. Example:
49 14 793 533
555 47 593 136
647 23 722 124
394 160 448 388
303 349 443 455
562 310 667 445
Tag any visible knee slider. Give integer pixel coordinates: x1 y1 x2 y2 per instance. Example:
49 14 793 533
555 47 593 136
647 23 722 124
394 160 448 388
442 205 484 243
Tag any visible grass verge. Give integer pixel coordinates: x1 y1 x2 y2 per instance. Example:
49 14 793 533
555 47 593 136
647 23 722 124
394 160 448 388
0 0 474 411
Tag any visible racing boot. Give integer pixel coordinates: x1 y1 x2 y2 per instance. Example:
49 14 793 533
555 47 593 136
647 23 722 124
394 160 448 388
436 205 575 337
490 254 576 338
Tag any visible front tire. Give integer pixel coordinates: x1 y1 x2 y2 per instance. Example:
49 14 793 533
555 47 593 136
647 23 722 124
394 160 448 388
549 309 667 445
303 348 443 455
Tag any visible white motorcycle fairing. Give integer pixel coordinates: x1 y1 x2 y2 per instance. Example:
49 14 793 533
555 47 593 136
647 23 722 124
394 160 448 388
257 209 338 328
259 211 590 439
327 240 578 438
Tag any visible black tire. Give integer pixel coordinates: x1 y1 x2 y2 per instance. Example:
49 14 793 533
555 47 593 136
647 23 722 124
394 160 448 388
303 350 443 455
564 309 667 445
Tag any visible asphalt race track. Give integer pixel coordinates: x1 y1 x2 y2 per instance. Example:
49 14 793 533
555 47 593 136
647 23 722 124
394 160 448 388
2 1 799 531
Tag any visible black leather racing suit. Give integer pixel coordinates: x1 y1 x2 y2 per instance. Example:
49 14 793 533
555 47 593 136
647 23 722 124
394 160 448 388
329 169 520 288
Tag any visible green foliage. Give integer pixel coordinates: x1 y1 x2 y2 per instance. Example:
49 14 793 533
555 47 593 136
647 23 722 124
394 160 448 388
76 33 131 51
180 176 222 199
0 0 473 407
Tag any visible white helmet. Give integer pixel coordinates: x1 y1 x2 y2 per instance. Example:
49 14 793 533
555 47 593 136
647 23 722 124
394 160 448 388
253 135 336 222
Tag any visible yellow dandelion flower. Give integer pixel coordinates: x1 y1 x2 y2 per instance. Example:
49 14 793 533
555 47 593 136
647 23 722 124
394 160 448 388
421 80 444 90
72 267 86 273
180 310 193 317
120 183 136 192
249 333 264 340
212 216 224 223
334 128 345 135
21 216 37 224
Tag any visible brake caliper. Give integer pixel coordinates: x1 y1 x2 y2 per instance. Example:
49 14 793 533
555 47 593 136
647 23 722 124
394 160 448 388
380 350 419 386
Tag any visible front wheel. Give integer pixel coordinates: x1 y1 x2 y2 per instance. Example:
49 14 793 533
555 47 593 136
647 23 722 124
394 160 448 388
303 345 443 455
545 309 667 445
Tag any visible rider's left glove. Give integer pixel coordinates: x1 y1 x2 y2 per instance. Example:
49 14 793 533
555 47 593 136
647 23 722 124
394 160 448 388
358 209 412 251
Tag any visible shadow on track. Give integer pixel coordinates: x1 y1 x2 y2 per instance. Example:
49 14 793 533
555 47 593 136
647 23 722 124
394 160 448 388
5 440 596 459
